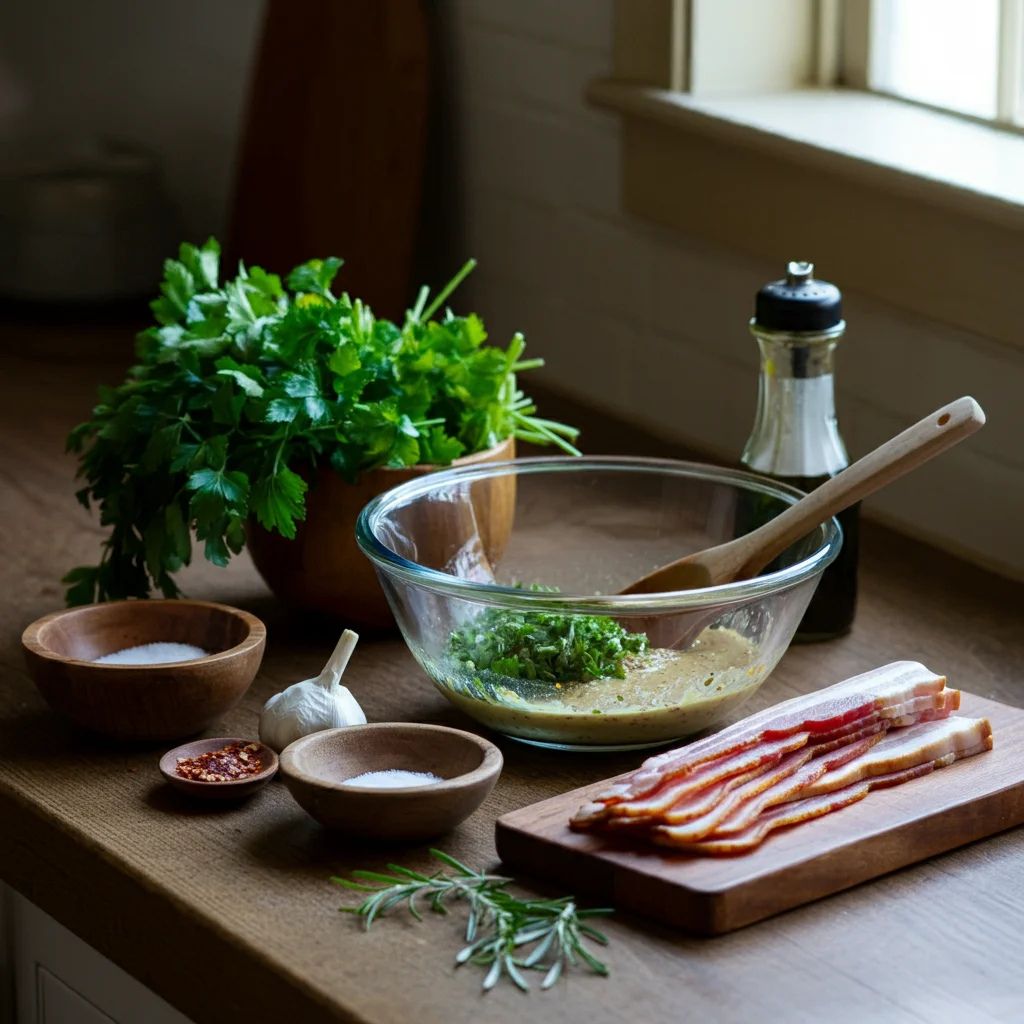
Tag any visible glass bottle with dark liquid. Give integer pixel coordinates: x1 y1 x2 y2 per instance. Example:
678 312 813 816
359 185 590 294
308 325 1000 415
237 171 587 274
739 262 858 640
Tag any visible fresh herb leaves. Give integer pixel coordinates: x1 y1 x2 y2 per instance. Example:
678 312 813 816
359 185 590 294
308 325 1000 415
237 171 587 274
333 849 612 993
64 240 580 604
447 587 649 684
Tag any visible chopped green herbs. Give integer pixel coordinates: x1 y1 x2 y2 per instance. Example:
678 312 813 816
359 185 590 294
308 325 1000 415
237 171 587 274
63 240 579 604
446 587 649 684
333 849 612 993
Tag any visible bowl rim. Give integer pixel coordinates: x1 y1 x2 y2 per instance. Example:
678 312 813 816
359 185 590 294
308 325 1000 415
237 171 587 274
278 723 504 794
21 599 267 669
159 736 279 788
355 455 842 614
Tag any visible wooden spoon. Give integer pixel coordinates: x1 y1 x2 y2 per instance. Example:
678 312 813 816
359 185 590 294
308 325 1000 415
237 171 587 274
621 395 985 597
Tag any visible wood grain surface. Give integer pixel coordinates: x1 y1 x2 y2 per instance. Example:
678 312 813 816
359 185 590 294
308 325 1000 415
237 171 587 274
497 692 1024 935
2 323 1024 1024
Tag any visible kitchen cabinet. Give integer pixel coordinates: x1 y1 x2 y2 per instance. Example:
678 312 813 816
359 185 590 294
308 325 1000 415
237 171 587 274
3 885 189 1024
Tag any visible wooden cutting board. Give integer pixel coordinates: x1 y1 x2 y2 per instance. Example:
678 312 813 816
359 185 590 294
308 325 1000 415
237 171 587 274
495 692 1024 935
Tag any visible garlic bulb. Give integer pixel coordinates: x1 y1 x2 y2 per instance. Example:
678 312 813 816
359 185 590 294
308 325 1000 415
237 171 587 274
259 629 366 752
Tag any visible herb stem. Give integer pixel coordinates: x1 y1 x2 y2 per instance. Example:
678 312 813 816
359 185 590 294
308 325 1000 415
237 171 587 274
514 413 582 456
333 850 611 994
409 284 431 323
421 258 477 322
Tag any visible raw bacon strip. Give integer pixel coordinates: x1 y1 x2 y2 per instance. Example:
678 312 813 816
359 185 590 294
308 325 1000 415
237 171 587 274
657 749 815 835
799 692 957 754
696 732 887 838
602 765 768 831
572 691 955 829
594 662 946 805
593 723 889 831
675 736 991 856
603 702 948 830
598 733 809 821
801 691 957 750
799 712 883 746
571 740 793 829
801 718 891 758
574 700 952 832
929 738 992 767
668 782 870 855
888 707 954 728
797 689 957 747
790 716 992 801
879 689 960 720
576 688 950 830
655 732 885 843
638 662 944 775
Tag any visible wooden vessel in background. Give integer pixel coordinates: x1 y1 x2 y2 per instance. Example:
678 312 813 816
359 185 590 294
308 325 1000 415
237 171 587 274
246 437 517 626
227 0 430 322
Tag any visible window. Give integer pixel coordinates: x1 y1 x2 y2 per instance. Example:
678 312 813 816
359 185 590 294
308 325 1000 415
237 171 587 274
593 0 1024 355
852 0 1022 125
669 0 1023 129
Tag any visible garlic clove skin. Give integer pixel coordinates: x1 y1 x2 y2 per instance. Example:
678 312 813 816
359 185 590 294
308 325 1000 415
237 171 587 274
258 678 367 753
330 684 367 729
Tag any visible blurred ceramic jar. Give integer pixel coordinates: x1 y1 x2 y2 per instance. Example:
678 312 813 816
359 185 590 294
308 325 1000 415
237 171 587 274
0 136 180 302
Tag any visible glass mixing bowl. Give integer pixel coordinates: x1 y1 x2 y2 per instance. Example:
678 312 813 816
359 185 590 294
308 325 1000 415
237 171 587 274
357 457 841 751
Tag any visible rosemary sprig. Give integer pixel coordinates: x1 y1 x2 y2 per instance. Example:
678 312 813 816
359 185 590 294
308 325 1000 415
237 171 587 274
332 849 612 993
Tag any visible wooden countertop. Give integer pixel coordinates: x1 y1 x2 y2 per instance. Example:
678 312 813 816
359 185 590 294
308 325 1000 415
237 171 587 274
2 324 1024 1024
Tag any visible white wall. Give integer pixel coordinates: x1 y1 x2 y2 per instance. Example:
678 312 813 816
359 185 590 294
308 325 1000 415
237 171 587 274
3 0 1020 576
0 0 266 241
446 0 1024 579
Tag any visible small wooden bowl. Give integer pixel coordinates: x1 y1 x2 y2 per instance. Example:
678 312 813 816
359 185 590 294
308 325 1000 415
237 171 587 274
159 737 278 800
279 723 503 841
22 600 266 741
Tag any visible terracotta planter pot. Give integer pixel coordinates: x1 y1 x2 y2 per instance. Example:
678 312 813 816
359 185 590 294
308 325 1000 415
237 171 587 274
246 437 516 626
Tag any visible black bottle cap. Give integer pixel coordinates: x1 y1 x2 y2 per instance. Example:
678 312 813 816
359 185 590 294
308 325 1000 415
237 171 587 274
754 261 842 332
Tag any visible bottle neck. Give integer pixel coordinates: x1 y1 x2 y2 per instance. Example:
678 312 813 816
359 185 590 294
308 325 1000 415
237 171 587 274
741 329 849 479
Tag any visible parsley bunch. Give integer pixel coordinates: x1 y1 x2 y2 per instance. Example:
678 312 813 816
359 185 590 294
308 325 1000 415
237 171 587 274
64 239 579 605
447 588 649 683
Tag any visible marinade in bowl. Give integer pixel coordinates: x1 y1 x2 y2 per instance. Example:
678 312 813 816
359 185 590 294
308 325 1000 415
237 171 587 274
357 457 840 751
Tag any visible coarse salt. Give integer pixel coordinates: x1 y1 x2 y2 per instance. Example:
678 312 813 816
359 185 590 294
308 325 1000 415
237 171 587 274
343 769 443 789
94 642 209 665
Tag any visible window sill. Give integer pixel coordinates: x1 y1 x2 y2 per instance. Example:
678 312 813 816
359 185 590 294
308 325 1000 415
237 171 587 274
588 79 1024 352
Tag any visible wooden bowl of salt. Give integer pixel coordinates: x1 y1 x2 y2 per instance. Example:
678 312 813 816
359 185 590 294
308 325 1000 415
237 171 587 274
21 600 265 741
279 723 503 841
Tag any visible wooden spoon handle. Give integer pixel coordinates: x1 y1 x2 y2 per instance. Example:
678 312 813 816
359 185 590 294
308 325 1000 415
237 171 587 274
317 629 359 687
733 396 986 578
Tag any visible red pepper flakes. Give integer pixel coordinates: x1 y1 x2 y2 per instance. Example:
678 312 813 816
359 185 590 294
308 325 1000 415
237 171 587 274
176 742 262 782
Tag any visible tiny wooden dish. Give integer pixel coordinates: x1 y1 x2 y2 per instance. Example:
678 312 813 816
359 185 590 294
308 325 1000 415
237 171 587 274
159 737 278 800
22 600 266 741
279 723 503 841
